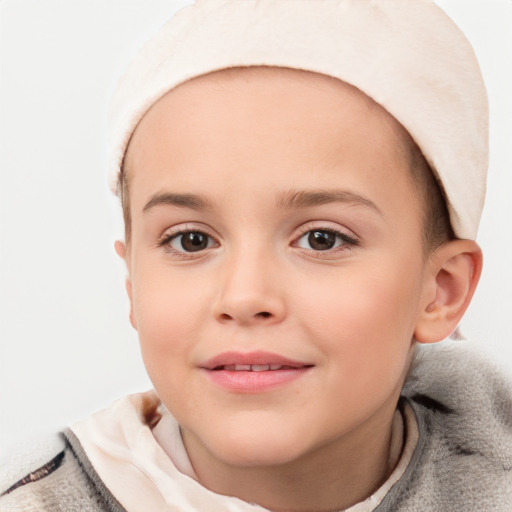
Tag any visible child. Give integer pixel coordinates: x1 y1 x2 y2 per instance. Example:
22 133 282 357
1 0 511 511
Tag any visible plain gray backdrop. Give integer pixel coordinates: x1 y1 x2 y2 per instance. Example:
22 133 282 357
1 0 511 455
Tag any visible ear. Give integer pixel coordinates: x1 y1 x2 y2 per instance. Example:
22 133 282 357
414 240 482 344
114 240 137 330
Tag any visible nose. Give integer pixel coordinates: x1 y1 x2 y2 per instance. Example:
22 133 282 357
212 250 286 326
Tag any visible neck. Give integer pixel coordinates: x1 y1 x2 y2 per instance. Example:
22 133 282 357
183 399 403 512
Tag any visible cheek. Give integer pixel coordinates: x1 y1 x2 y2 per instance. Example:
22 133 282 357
299 259 424 388
130 268 209 380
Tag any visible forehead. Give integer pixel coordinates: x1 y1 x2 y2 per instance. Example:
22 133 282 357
124 67 409 177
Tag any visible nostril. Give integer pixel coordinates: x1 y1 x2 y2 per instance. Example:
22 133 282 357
217 311 271 322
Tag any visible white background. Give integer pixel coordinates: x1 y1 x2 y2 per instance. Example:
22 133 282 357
1 0 511 456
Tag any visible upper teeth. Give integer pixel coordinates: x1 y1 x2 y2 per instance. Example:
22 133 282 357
222 364 284 371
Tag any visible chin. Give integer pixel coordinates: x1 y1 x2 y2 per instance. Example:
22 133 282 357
194 414 317 468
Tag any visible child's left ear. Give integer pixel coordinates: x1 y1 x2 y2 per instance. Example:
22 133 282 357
414 239 482 344
114 240 137 330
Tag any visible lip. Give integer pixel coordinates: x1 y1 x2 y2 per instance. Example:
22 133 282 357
200 351 314 393
201 351 310 370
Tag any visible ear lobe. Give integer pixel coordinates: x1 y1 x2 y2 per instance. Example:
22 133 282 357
114 240 137 330
126 277 137 330
114 240 127 260
414 240 482 344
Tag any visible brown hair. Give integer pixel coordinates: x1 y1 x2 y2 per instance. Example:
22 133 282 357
404 139 454 251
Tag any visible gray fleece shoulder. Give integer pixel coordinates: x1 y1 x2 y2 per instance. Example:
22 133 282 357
0 433 66 493
377 342 512 512
0 432 126 512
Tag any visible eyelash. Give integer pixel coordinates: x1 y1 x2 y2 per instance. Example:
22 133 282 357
157 226 219 259
157 224 359 259
293 224 359 256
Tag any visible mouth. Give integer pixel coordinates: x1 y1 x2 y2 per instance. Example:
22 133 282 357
200 351 314 393
211 364 303 371
201 351 312 371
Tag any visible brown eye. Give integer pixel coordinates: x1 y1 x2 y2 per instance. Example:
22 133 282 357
296 228 358 252
307 230 337 250
170 231 213 252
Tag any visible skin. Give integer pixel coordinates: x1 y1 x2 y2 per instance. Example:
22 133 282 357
116 68 482 511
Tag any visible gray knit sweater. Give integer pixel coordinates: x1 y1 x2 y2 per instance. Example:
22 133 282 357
2 344 512 511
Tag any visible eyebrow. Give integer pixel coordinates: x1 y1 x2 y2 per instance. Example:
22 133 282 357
143 192 213 212
142 188 381 214
277 189 381 214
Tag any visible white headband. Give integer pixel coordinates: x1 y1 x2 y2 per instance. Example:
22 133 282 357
108 0 488 240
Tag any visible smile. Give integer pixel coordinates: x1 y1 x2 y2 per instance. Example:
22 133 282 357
200 351 313 393
215 364 295 371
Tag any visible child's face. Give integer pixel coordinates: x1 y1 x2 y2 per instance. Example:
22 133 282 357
122 68 433 469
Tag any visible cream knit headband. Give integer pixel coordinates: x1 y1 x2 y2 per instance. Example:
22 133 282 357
108 0 488 240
